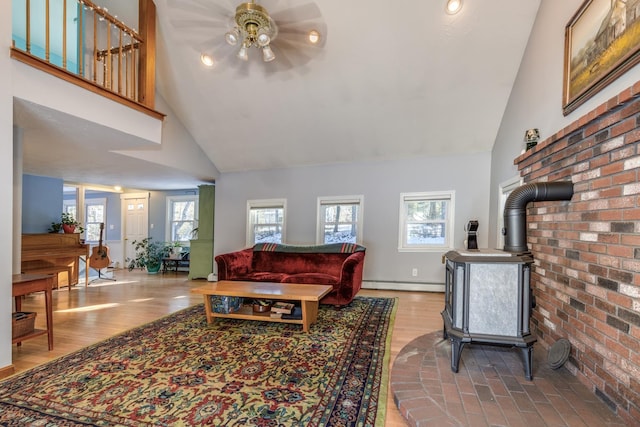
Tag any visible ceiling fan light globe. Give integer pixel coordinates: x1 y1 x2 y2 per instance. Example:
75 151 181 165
308 30 320 44
237 45 249 61
257 29 270 47
200 53 214 67
262 45 275 62
225 28 240 45
445 0 463 14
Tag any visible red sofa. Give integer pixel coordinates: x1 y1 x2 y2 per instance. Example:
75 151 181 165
214 243 366 305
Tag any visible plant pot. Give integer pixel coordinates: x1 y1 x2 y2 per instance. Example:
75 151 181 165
146 263 161 274
62 224 76 233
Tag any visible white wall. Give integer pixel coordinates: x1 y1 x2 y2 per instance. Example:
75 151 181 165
215 152 492 287
0 0 13 370
489 0 640 247
115 94 220 181
12 61 162 145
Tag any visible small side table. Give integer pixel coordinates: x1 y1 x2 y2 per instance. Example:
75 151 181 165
12 273 54 350
162 257 188 273
162 258 178 273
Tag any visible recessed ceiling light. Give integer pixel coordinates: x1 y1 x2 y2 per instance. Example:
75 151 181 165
200 53 214 67
445 0 463 14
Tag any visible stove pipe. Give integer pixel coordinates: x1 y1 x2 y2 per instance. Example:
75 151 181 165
503 181 574 253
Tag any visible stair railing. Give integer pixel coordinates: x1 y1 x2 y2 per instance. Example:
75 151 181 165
11 0 159 117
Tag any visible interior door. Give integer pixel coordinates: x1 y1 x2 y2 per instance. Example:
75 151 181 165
121 193 149 267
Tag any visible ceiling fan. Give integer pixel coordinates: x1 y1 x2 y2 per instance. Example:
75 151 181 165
165 0 327 71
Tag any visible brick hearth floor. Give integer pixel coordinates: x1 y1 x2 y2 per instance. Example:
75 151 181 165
390 331 631 427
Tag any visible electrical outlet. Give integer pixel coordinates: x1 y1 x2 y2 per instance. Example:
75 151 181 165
412 268 418 277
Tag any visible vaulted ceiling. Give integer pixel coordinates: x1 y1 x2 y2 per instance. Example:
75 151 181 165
15 0 541 190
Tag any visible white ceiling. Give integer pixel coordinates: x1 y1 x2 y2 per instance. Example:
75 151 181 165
15 0 541 190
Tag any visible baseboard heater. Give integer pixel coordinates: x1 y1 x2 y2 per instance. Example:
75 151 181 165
362 280 444 292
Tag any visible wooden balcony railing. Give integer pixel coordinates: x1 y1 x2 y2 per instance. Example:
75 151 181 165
11 0 161 119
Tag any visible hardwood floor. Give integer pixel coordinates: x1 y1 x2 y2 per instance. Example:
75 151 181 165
10 269 445 426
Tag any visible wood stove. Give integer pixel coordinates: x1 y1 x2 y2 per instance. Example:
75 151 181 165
441 181 574 381
442 249 535 379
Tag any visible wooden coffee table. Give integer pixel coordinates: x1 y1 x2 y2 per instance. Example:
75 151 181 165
191 280 332 332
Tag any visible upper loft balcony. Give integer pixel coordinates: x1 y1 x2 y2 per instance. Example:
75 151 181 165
7 0 219 191
11 0 162 120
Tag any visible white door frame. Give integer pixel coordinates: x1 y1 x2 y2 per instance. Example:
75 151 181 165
497 176 522 249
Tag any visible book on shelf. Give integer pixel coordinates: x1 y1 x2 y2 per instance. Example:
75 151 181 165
271 301 295 314
270 312 283 319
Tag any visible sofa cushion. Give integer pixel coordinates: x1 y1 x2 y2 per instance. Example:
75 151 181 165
242 272 290 282
281 273 340 285
252 252 352 277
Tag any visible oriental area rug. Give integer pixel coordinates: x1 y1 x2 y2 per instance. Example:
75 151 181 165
0 296 396 426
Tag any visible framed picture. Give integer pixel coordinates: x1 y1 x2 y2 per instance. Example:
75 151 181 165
563 0 640 115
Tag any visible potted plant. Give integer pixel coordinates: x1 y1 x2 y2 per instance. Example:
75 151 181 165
48 222 62 233
50 213 84 234
127 237 164 274
164 241 184 259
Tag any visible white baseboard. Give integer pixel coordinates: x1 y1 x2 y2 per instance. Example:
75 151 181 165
362 280 445 292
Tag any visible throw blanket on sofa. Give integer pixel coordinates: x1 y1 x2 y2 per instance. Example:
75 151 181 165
253 242 365 253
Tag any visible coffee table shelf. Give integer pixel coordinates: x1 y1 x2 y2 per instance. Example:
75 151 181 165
211 304 304 326
191 281 332 332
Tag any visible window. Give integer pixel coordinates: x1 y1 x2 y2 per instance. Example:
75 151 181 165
63 185 78 219
247 199 286 246
317 196 364 244
166 195 198 245
85 198 106 242
63 201 77 220
399 191 455 251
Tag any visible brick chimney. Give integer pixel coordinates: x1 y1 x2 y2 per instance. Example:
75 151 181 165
513 81 640 424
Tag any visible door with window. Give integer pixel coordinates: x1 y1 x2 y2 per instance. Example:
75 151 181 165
121 193 149 267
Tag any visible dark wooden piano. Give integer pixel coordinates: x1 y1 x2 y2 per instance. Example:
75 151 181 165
21 233 89 288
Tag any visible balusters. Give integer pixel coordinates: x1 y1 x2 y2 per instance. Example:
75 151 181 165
16 0 143 103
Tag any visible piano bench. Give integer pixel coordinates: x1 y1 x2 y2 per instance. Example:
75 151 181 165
20 266 73 290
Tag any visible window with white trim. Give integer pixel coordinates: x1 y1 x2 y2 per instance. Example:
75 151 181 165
316 195 363 244
247 199 286 246
166 195 198 246
399 191 455 251
85 198 106 243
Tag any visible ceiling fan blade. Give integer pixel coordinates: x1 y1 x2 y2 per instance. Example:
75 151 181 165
271 3 323 24
191 38 253 75
278 21 327 48
191 36 227 51
270 39 317 69
170 18 230 30
166 0 234 19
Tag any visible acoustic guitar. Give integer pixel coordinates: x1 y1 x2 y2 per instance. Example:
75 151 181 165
89 223 111 270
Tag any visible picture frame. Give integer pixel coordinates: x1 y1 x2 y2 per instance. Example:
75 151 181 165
563 0 640 115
